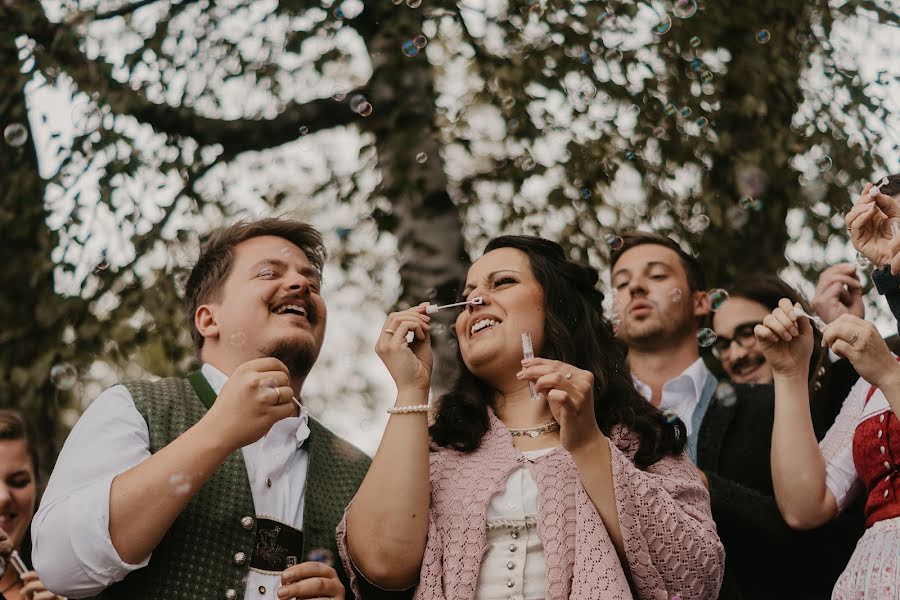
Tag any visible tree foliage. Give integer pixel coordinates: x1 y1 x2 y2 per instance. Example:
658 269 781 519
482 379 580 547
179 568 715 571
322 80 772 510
1 0 897 458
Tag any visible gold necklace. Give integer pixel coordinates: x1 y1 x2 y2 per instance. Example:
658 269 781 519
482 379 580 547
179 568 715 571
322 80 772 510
508 419 559 438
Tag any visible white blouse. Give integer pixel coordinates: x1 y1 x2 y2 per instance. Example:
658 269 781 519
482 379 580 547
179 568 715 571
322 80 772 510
476 447 556 600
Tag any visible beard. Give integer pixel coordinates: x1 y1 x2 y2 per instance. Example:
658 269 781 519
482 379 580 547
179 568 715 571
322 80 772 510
260 337 319 379
618 303 696 351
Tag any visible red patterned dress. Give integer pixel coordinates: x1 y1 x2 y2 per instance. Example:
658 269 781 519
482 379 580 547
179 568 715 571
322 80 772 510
821 375 900 599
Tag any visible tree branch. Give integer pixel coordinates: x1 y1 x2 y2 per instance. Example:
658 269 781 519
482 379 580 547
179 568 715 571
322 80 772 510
24 1 363 157
91 0 184 21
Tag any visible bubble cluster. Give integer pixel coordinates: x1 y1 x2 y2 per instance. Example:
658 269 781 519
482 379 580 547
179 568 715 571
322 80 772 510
72 102 103 133
755 29 771 44
606 234 624 250
697 328 718 347
50 363 78 390
708 288 729 311
3 123 27 147
716 382 738 407
416 152 428 164
673 0 698 18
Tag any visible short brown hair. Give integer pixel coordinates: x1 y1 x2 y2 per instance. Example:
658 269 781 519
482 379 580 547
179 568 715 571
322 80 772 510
185 218 327 350
0 410 40 481
609 231 707 292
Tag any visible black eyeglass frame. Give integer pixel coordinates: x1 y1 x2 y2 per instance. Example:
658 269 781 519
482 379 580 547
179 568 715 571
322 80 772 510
711 321 763 359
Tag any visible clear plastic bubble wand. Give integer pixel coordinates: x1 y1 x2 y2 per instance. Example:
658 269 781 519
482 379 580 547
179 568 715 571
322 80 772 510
521 332 540 401
791 307 827 333
425 296 483 314
9 549 27 575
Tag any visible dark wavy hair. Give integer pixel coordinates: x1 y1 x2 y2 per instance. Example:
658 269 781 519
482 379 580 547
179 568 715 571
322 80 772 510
723 274 825 387
429 236 686 468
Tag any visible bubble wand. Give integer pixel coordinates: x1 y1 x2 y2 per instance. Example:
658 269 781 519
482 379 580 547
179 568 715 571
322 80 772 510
521 333 539 401
791 307 826 333
426 297 483 314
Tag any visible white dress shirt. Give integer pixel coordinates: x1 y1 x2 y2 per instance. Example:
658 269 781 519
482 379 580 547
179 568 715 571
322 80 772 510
632 357 712 437
32 363 311 600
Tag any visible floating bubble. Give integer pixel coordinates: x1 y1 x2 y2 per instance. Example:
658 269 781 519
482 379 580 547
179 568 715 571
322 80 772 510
751 198 764 211
3 123 27 147
581 188 592 199
680 106 693 118
625 104 641 116
653 126 667 138
229 331 247 347
689 214 710 233
669 288 683 304
604 48 623 62
739 196 754 210
416 152 428 164
856 252 870 268
406 0 421 7
50 363 78 390
697 328 718 347
349 94 366 112
662 410 679 424
425 287 437 298
579 51 591 64
334 6 345 18
816 156 832 172
357 101 373 117
673 0 698 18
716 382 737 407
331 86 348 101
695 116 708 129
708 288 729 311
413 34 428 49
755 29 771 44
606 234 624 250
501 96 516 109
699 70 714 83
336 227 352 240
653 16 672 35
689 36 701 48
95 253 110 271
402 40 419 57
307 548 334 566
664 102 678 116
298 125 309 136
624 149 635 161
690 58 702 71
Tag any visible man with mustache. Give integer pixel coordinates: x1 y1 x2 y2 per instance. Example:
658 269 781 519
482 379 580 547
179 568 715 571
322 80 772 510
31 219 371 600
610 232 862 599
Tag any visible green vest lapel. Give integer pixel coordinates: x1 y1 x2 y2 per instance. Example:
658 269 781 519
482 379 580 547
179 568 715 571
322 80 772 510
301 417 333 558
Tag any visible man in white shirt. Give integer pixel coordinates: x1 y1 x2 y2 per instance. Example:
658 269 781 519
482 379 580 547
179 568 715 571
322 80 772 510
609 231 715 462
32 218 373 600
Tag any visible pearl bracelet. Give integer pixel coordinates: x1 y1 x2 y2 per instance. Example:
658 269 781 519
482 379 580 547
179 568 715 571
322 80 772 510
386 404 430 414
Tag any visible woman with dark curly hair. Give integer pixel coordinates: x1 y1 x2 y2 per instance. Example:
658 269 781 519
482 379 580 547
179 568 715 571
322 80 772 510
337 235 724 599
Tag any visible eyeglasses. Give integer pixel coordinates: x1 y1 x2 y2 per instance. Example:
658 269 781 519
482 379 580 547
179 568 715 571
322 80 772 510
711 321 762 359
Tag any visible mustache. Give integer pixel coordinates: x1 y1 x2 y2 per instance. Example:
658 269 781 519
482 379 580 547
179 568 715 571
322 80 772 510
731 353 767 374
270 293 318 324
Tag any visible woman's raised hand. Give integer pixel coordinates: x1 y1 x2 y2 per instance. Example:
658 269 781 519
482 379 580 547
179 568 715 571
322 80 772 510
375 302 434 393
517 358 601 453
754 298 814 380
845 183 900 266
822 314 900 389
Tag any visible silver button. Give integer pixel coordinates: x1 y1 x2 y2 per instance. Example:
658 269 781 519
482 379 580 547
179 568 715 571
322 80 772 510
258 586 266 594
882 446 887 455
506 580 514 588
266 478 272 487
233 552 246 566
509 543 517 552
510 530 518 539
225 590 237 600
241 516 254 530
878 430 883 439
506 560 515 569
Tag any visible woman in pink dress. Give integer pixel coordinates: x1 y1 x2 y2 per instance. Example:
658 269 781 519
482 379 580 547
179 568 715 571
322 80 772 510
337 235 724 599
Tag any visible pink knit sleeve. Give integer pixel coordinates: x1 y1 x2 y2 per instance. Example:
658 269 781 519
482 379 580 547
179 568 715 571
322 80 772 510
608 437 725 600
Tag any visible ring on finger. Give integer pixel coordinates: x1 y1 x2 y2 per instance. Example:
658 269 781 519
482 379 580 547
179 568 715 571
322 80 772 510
384 329 396 335
564 372 572 380
272 386 283 404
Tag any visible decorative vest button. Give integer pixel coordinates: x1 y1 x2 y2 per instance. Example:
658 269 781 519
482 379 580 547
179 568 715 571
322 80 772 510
885 461 891 469
241 516 254 530
882 446 887 455
506 579 514 588
510 530 518 539
225 589 237 600
885 488 890 498
258 586 266 594
509 543 517 552
878 430 883 439
880 414 886 423
234 552 247 565
506 560 515 569
266 478 272 487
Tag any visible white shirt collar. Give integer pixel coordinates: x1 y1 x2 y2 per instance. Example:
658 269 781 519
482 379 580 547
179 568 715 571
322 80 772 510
632 357 712 435
201 363 311 448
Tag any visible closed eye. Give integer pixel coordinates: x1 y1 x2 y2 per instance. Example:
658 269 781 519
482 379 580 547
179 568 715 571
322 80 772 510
257 267 278 279
493 276 517 287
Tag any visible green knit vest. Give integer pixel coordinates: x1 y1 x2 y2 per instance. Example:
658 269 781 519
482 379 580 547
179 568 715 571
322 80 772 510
90 375 372 600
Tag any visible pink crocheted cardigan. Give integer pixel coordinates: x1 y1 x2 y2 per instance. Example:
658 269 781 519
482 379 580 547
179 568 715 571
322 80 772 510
337 410 724 599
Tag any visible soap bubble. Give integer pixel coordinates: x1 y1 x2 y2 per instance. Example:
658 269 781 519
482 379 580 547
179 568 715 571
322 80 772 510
413 35 428 49
699 70 714 83
664 103 678 116
689 36 701 48
357 101 373 117
739 196 754 210
716 382 738 407
307 548 335 566
708 288 729 311
402 40 419 57
697 328 718 347
688 214 710 233
331 86 348 101
406 0 421 7
50 363 78 390
606 234 624 250
653 16 672 35
680 106 693 118
690 58 703 71
755 29 771 44
95 253 110 271
581 188 592 199
3 123 27 147
416 152 428 164
625 149 635 161
673 0 698 18
298 125 309 136
695 116 708 129
816 156 833 172
669 288 683 304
